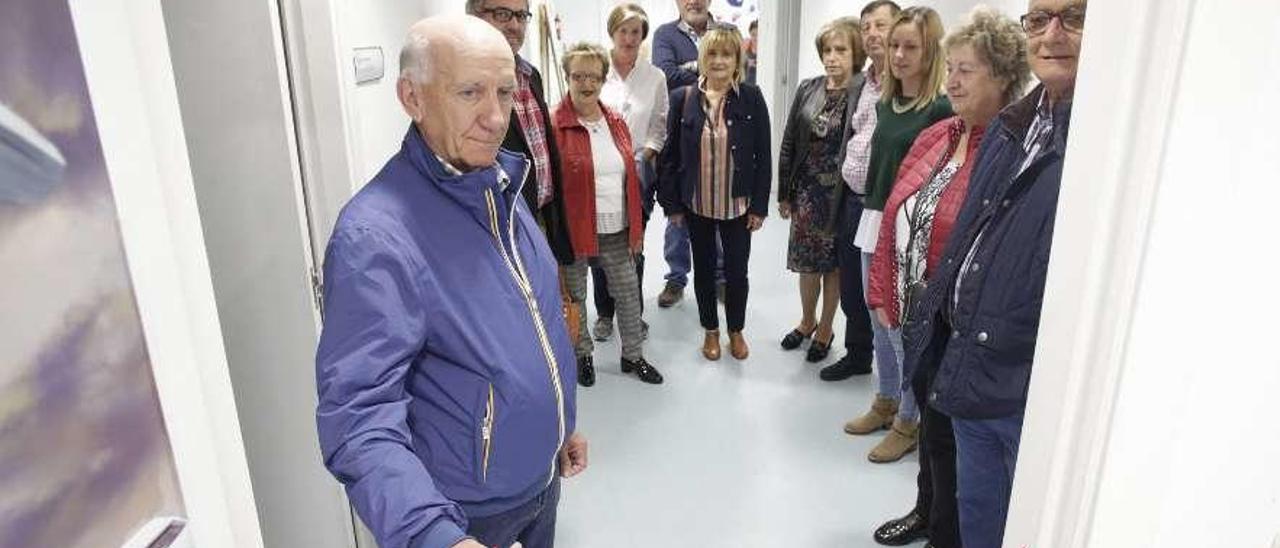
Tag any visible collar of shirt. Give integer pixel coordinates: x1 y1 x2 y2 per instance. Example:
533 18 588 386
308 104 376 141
697 76 739 97
434 153 510 191
677 16 713 42
1022 89 1053 153
515 55 534 77
434 154 463 176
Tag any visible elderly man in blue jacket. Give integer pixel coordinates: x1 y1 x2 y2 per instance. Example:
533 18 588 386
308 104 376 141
900 1 1086 547
315 14 588 548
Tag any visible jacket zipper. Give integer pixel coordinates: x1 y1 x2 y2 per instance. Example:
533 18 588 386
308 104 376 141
483 177 567 487
482 383 494 482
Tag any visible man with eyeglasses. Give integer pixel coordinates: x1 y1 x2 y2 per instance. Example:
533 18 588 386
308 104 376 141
898 1 1086 547
469 0 575 267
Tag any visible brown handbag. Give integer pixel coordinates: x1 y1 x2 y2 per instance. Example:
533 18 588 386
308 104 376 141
559 272 581 345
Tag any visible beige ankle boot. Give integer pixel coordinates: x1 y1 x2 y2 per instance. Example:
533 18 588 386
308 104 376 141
868 418 919 463
843 395 899 435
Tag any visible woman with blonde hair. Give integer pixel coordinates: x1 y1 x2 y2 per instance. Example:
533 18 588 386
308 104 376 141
843 5 952 464
776 17 867 363
658 24 772 362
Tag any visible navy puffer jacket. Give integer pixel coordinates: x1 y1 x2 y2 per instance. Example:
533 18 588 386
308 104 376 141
901 87 1072 420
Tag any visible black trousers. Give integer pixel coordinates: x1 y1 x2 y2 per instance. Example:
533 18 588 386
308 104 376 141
838 196 874 358
912 368 961 548
687 213 751 332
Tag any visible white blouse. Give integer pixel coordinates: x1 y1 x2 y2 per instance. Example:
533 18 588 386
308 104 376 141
601 60 669 156
581 116 628 234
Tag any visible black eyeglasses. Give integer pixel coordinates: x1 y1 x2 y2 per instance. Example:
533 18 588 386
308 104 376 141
480 7 533 24
1020 5 1086 35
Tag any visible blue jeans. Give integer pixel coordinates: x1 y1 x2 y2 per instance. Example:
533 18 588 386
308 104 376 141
861 252 918 422
466 478 560 548
953 414 1024 548
664 208 723 287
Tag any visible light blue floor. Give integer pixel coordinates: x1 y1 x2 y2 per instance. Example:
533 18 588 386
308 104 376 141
556 216 920 547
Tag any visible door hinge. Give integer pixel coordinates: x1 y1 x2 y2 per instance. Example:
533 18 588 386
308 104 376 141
309 266 324 317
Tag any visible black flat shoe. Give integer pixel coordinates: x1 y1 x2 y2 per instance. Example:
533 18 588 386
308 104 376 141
819 352 873 380
874 510 928 546
805 333 836 362
780 327 814 350
621 357 664 384
577 356 595 387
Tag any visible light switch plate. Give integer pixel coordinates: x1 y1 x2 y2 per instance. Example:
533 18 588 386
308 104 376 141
352 46 384 85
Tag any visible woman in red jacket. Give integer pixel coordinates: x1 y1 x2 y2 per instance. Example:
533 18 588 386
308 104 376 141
554 42 662 387
866 8 1031 548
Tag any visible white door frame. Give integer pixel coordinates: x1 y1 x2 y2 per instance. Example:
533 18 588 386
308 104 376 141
71 0 265 545
1005 0 1197 546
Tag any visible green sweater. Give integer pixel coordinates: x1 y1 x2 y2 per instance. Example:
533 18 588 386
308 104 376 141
863 96 953 210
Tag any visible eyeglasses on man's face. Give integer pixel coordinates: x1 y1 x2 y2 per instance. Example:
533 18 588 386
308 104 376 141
1020 5 1086 35
481 7 533 24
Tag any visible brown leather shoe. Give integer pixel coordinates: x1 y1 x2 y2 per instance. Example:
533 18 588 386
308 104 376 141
702 330 721 360
657 282 684 308
728 331 749 360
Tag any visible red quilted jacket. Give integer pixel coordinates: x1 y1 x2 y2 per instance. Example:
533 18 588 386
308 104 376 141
867 116 985 327
551 97 644 258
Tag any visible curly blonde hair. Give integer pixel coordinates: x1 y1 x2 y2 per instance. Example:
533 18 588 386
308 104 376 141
944 6 1032 106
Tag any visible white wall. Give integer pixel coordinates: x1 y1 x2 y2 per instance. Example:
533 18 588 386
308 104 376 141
999 0 1280 546
795 0 1029 80
1033 0 1280 545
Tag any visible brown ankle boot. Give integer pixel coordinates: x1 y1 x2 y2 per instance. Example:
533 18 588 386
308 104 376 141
869 418 919 463
702 330 721 361
843 395 899 435
728 331 749 360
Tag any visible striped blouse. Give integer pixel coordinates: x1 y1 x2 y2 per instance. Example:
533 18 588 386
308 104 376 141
691 84 749 220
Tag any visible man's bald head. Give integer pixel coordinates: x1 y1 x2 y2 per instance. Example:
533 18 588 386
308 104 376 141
399 14 512 85
396 15 518 171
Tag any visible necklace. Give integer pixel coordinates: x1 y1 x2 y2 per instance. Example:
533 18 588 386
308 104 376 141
891 96 916 114
579 115 605 133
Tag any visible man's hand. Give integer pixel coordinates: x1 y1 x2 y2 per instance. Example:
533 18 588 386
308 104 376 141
778 201 791 220
746 214 765 232
642 147 658 162
668 212 686 227
451 539 485 548
559 432 588 478
874 307 891 329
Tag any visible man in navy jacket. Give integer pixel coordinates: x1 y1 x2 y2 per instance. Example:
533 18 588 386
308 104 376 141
315 15 587 548
651 0 717 306
900 1 1086 546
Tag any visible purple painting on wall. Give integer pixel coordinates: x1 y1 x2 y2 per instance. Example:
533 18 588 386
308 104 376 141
0 1 187 547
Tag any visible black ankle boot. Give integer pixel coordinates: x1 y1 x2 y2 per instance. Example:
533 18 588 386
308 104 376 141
577 356 595 387
620 357 663 384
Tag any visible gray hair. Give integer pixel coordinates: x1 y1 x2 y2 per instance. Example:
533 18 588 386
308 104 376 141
399 28 432 84
465 0 485 15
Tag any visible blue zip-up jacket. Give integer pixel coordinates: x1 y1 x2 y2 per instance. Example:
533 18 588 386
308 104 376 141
901 87 1072 419
315 126 578 548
